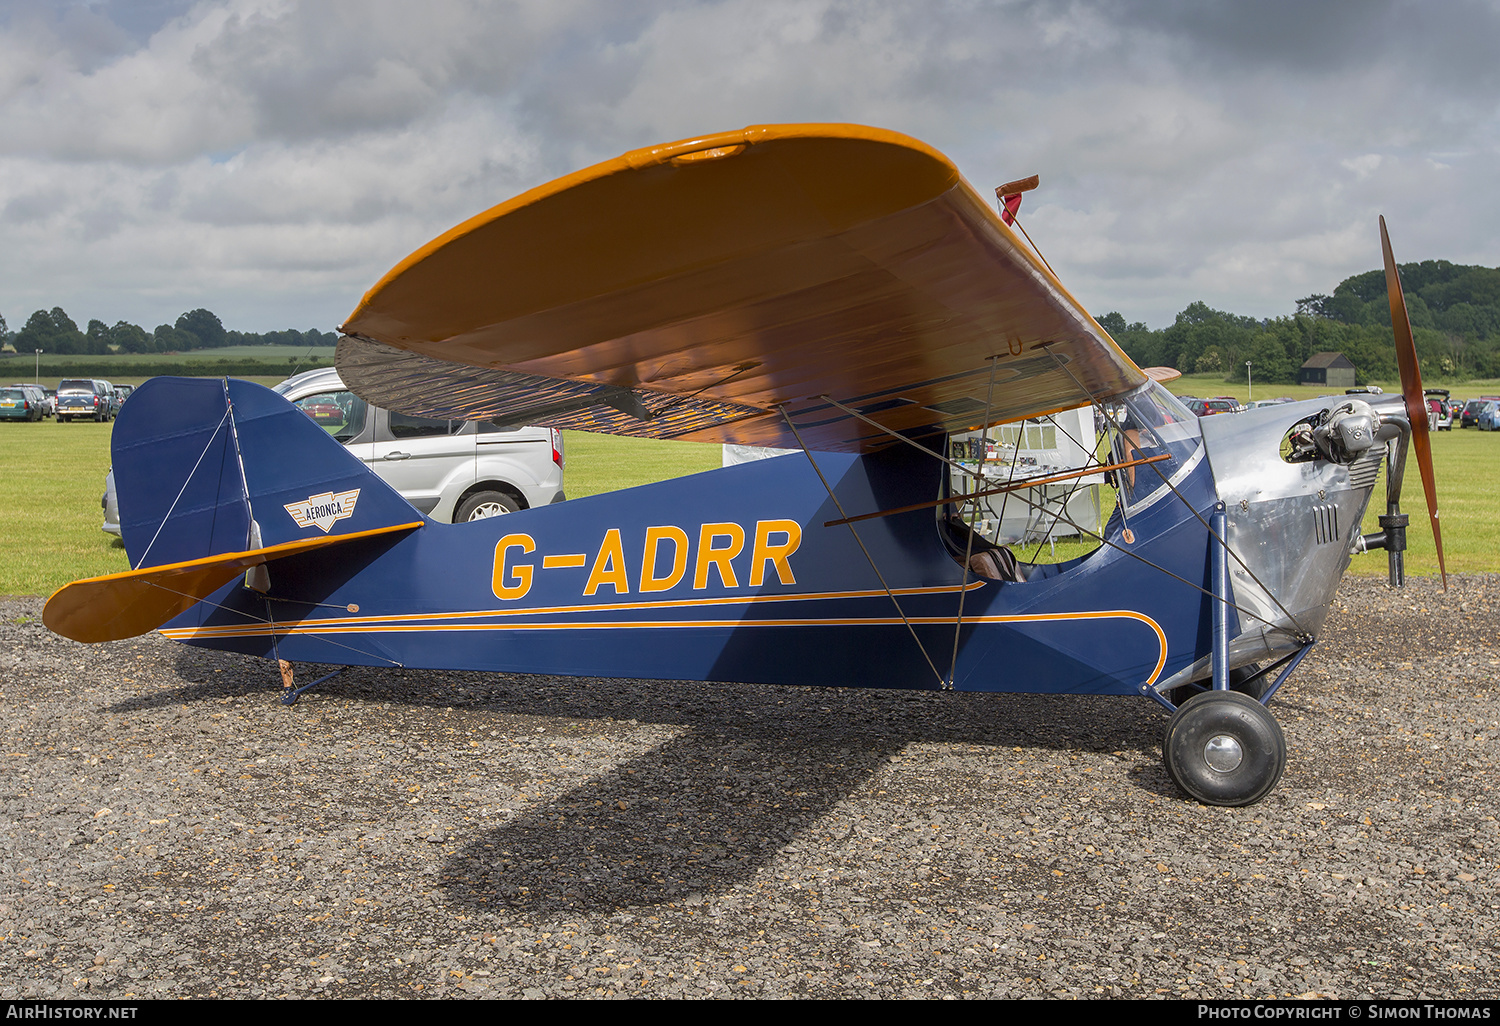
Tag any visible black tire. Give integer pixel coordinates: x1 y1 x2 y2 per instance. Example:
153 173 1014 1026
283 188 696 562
1163 691 1286 806
454 490 520 522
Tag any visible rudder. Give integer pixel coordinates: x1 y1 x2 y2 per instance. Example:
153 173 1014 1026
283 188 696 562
114 377 418 569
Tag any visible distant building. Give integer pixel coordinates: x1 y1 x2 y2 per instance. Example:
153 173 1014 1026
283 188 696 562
1298 352 1356 388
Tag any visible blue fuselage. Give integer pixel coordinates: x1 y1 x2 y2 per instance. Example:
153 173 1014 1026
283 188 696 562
166 438 1225 697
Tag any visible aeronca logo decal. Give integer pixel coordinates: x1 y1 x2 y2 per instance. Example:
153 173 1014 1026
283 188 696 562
284 489 359 532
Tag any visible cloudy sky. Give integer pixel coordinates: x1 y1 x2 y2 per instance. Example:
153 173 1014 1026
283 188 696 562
2 0 1497 336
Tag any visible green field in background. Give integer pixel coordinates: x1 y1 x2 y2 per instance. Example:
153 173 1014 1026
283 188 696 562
1 400 1487 597
1 420 122 597
1168 371 1500 404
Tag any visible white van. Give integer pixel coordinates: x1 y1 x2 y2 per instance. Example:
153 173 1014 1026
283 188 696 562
271 367 565 521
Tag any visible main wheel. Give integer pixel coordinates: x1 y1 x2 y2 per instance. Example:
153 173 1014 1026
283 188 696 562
1163 691 1286 806
455 490 520 522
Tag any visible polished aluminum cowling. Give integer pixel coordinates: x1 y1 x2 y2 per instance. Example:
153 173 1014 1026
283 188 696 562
1164 398 1390 689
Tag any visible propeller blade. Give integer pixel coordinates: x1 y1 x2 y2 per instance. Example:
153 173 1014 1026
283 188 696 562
1380 215 1447 589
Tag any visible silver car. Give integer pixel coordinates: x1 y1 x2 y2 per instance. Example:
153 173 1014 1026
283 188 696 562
271 367 565 521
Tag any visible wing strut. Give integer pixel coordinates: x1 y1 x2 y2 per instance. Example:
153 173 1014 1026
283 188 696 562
777 407 947 690
796 371 1012 688
946 358 1001 689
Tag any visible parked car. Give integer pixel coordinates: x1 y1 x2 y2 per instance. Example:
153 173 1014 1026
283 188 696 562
103 372 567 535
56 378 115 422
1477 401 1500 432
10 383 54 417
1461 397 1500 428
271 367 565 522
0 386 43 421
6 384 50 419
1184 397 1239 417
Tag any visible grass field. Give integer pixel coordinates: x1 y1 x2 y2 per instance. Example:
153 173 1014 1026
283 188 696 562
561 431 722 499
1355 427 1497 577
1 402 1489 597
1 420 122 597
1169 371 1500 404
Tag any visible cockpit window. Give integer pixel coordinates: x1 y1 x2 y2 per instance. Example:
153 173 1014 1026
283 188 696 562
1103 383 1203 512
939 384 1203 584
942 405 1109 581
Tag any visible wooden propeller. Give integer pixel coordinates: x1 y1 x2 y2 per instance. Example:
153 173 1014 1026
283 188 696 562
1380 215 1447 589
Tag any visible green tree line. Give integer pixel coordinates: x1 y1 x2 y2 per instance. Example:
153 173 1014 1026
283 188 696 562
0 307 337 356
1098 260 1500 384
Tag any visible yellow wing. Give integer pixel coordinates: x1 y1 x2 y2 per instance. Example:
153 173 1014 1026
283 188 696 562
339 123 1145 452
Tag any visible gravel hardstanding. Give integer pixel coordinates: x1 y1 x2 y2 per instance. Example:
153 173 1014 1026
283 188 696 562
2 574 1496 999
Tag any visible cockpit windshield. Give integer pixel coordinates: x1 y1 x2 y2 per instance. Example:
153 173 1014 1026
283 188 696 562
1103 382 1203 512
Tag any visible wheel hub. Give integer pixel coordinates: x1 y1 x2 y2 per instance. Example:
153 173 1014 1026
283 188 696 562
1203 734 1243 773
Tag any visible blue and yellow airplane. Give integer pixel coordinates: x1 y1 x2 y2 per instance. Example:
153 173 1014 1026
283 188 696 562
43 125 1443 806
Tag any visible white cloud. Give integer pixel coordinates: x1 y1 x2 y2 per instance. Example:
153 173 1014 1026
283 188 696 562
0 0 1497 333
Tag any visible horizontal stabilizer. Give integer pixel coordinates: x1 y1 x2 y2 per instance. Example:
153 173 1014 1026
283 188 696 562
44 521 422 643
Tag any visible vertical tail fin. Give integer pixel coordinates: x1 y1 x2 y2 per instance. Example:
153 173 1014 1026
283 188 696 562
115 377 419 570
